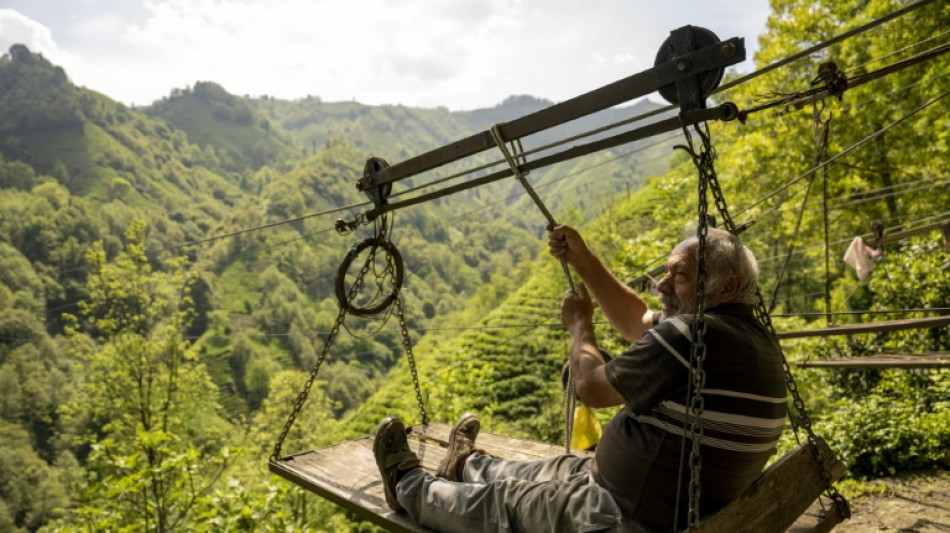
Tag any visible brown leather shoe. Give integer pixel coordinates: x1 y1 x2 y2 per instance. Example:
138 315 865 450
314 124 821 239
374 417 420 512
436 412 481 482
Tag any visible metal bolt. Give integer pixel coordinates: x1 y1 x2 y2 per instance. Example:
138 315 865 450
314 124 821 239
721 42 736 58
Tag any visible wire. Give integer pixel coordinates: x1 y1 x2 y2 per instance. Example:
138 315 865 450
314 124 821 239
714 0 938 96
754 211 950 266
390 111 680 205
735 85 950 220
753 176 950 224
144 201 369 257
448 134 680 222
846 28 950 75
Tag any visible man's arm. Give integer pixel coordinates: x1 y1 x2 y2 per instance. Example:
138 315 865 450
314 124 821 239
561 285 625 408
549 224 653 342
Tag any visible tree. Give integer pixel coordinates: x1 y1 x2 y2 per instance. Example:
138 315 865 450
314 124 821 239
56 220 235 532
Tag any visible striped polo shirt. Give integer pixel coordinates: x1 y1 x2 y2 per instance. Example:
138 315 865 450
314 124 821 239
592 303 787 532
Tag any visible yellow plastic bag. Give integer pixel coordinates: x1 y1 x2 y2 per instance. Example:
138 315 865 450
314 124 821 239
571 404 602 450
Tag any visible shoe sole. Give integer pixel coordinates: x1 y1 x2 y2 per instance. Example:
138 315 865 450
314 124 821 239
374 417 404 512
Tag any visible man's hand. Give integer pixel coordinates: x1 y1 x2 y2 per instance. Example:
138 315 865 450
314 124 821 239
548 224 591 267
560 283 594 336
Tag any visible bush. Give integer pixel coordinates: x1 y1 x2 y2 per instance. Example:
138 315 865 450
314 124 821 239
820 391 950 478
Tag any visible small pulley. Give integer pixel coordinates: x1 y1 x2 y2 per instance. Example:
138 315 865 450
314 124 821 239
654 25 727 109
361 156 392 208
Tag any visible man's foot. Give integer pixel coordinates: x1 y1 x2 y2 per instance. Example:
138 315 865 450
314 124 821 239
436 412 481 482
374 417 420 513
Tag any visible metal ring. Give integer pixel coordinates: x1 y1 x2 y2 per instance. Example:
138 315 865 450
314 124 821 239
334 238 404 316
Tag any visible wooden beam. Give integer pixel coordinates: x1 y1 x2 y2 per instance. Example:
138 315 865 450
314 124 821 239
776 315 950 339
878 219 950 245
800 351 950 369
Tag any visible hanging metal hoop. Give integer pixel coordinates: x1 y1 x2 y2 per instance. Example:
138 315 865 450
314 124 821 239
335 237 404 317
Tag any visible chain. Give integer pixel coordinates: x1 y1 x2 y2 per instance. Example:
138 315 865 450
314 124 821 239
676 121 711 531
271 243 376 461
696 120 849 516
272 215 390 461
392 291 429 426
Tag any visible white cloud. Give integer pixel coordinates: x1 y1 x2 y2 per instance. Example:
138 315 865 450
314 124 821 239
4 1 771 110
0 9 76 65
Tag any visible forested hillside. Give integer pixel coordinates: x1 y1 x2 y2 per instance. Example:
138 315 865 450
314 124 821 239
1 0 948 531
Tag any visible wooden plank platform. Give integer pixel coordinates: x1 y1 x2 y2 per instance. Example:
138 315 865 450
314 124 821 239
800 351 950 369
269 423 592 533
776 315 950 339
271 424 847 532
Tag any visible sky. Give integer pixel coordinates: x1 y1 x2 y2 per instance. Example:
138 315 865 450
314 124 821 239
0 0 772 111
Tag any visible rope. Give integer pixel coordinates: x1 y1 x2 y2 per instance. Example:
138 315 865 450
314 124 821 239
768 102 830 313
489 123 576 293
489 122 579 455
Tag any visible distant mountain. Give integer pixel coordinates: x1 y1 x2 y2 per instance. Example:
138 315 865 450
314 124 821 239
145 81 300 173
0 45 246 233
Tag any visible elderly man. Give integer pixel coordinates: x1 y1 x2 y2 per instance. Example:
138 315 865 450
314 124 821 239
373 225 787 532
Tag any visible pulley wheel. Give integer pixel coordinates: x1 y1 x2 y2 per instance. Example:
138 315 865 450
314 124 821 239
335 237 404 317
363 156 392 206
654 26 725 105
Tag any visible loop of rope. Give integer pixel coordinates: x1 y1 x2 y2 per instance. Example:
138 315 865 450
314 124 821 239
334 237 404 317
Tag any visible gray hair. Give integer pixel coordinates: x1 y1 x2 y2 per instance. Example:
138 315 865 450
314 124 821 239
674 228 760 305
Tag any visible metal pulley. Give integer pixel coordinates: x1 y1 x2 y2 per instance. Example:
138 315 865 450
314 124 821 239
361 156 392 208
654 25 729 109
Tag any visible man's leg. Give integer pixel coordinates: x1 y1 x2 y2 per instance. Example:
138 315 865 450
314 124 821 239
464 452 591 484
396 465 622 533
437 412 592 485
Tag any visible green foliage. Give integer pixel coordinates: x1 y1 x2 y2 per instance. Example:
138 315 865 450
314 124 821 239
56 220 236 531
0 421 69 532
818 376 949 478
0 45 82 136
790 238 950 478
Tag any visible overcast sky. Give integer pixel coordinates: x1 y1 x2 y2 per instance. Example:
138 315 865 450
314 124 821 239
1 0 771 110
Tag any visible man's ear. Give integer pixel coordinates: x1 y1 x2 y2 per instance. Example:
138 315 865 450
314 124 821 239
718 276 742 302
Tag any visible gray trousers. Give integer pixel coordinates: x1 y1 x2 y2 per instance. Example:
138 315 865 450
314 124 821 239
395 453 631 533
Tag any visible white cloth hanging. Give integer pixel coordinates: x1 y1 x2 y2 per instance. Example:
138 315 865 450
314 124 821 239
843 237 883 280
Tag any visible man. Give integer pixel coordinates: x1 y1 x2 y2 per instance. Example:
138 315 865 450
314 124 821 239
373 225 787 532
